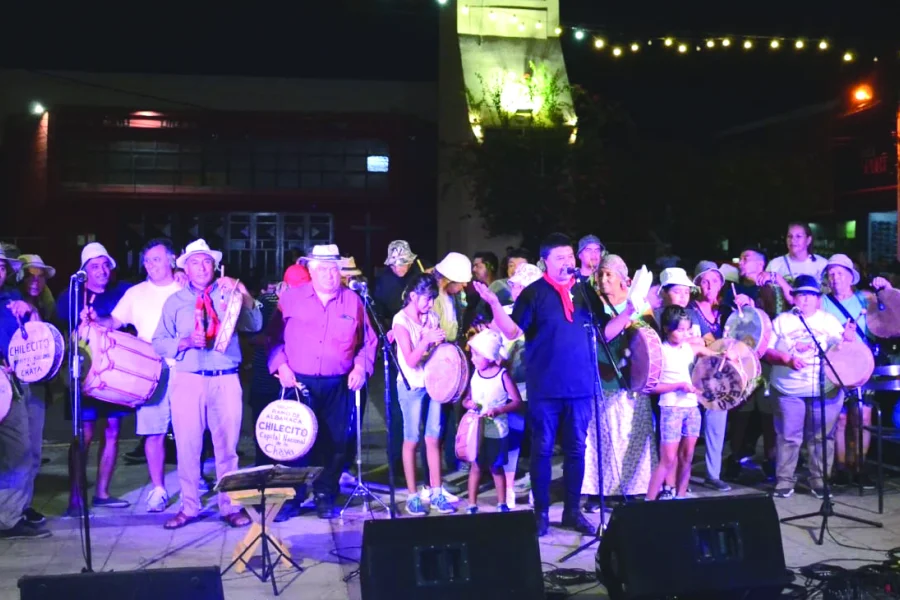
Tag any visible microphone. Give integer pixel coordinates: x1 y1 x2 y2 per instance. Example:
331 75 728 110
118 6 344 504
74 271 87 282
349 280 368 294
566 267 586 281
874 287 885 311
790 307 801 316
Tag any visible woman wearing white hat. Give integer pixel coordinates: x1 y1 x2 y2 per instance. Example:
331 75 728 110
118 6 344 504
822 254 892 489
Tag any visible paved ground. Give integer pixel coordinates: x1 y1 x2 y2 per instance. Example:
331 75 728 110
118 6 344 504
3 389 900 599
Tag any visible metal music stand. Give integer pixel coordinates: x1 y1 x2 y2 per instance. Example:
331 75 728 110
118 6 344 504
779 312 882 545
220 465 322 596
341 388 390 517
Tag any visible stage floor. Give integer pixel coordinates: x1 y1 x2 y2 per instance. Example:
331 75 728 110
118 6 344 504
4 404 900 599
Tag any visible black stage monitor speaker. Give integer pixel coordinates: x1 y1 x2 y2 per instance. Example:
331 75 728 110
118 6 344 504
18 566 224 600
360 511 543 600
597 494 794 600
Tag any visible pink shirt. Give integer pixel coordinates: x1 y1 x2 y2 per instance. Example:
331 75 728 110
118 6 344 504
268 284 377 377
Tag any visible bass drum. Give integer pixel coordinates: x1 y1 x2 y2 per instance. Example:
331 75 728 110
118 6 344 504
256 388 319 462
826 340 874 389
692 339 760 411
624 322 663 394
724 307 773 358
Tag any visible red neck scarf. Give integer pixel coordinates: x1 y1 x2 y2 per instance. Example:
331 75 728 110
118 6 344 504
543 272 576 322
195 285 220 340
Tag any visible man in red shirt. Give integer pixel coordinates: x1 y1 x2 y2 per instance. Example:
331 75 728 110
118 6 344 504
268 244 377 518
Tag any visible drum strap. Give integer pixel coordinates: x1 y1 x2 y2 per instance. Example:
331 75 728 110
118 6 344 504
826 293 870 346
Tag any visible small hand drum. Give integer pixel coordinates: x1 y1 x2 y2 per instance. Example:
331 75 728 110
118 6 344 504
724 307 773 358
424 343 469 404
455 410 483 463
825 340 874 389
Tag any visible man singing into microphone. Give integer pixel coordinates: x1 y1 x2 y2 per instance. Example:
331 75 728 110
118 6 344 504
474 233 636 536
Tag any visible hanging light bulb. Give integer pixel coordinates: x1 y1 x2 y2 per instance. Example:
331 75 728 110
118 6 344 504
554 26 562 35
488 11 497 20
743 40 753 49
722 38 732 47
535 21 543 29
677 43 687 53
594 38 605 49
612 47 623 57
460 5 469 15
706 39 715 48
770 39 780 49
630 42 640 52
518 23 525 32
664 38 674 47
795 39 805 49
818 40 829 50
843 51 854 62
574 30 585 41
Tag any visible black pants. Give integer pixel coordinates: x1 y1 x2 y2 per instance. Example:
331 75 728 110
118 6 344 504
293 374 352 497
529 397 592 515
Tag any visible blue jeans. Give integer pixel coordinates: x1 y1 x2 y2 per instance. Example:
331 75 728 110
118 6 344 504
398 385 443 443
529 397 592 515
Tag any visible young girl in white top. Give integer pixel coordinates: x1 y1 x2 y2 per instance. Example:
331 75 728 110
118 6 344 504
462 329 523 514
392 273 455 516
646 305 722 500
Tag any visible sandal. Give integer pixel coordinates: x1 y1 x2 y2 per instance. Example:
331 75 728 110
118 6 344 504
164 511 198 530
223 510 251 528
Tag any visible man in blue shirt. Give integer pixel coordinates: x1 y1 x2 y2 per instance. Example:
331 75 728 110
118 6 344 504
0 247 51 539
56 242 132 517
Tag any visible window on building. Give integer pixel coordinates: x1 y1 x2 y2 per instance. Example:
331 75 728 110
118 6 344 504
59 138 391 191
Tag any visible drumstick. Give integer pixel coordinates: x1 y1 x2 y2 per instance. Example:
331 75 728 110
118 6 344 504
731 283 743 318
14 314 28 341
219 266 225 302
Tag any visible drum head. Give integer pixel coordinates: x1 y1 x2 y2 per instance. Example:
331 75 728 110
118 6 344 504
692 354 749 411
709 338 761 390
867 288 900 339
724 308 772 357
425 343 468 404
826 341 875 389
8 322 65 383
0 371 12 423
256 399 319 462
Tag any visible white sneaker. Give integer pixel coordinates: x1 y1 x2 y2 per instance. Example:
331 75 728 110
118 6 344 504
146 486 168 513
420 486 460 504
506 486 516 509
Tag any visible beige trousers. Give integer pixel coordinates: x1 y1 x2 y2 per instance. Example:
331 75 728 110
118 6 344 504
170 372 243 517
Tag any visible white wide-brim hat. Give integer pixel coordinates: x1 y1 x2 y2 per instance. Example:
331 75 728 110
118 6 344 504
468 329 508 362
435 252 473 284
658 267 695 294
508 263 543 287
80 242 117 270
0 247 22 272
305 244 343 264
176 239 223 269
824 254 860 286
18 254 56 279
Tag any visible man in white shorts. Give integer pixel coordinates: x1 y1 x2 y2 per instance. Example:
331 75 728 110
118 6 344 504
93 239 183 511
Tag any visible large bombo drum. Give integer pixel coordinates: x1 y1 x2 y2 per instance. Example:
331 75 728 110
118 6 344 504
424 343 470 404
256 388 318 462
692 339 761 411
81 324 164 408
825 340 874 389
7 322 65 383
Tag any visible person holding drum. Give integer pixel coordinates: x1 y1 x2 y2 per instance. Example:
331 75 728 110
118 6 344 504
268 244 377 520
766 222 827 285
581 254 657 513
474 233 636 537
646 306 726 501
0 247 51 540
56 242 134 517
87 239 183 513
152 238 261 529
821 254 892 489
390 273 454 516
720 248 779 482
763 275 857 499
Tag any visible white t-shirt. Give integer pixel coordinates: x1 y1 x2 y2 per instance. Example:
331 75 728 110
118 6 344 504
392 309 438 389
658 342 698 408
766 254 827 283
112 280 182 366
767 309 844 397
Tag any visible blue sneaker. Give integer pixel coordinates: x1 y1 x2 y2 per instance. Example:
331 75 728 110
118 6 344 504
497 503 510 513
430 493 456 514
406 496 429 516
466 505 478 515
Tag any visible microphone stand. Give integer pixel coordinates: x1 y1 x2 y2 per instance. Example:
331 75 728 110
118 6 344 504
560 275 628 563
68 274 93 572
779 309 882 544
358 286 408 518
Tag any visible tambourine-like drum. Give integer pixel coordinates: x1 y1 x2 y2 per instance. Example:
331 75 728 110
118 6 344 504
256 387 319 462
625 322 663 394
213 282 244 354
692 339 761 411
424 343 470 404
0 370 12 423
81 324 164 408
7 322 65 383
455 410 483 463
866 288 900 339
826 340 875 389
724 307 773 358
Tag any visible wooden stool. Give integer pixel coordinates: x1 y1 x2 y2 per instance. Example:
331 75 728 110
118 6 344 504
226 487 296 574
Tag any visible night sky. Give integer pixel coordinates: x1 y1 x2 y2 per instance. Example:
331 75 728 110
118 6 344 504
0 1 893 136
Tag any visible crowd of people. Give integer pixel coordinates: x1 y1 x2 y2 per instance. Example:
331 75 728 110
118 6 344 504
0 221 892 542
